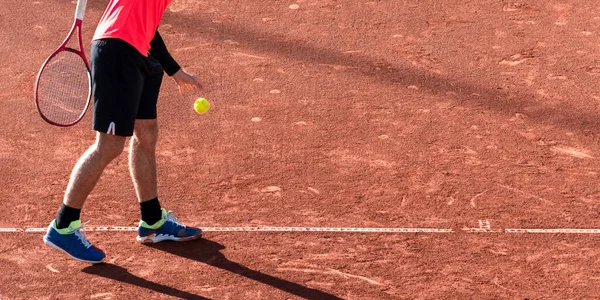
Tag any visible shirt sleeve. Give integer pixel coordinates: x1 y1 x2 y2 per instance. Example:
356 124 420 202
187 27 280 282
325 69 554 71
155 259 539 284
149 30 181 76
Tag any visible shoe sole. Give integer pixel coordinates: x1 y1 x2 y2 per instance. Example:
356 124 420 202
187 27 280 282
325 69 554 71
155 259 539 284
136 231 203 244
43 237 104 264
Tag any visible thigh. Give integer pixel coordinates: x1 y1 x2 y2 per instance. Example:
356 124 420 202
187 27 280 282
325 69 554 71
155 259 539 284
136 56 164 120
91 39 147 137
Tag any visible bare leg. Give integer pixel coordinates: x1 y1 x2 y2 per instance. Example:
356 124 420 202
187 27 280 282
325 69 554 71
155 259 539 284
63 132 126 209
129 119 159 203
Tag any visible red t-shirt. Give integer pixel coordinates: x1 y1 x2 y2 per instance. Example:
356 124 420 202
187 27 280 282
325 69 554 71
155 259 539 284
93 0 172 56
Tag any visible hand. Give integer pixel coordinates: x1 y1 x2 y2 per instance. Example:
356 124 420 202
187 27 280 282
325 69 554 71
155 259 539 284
171 69 203 94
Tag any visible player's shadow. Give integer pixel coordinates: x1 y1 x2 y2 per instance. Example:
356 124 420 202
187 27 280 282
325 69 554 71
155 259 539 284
81 263 210 300
146 239 343 300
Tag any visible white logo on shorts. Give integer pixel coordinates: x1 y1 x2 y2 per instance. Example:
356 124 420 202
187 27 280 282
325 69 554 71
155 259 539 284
107 122 116 135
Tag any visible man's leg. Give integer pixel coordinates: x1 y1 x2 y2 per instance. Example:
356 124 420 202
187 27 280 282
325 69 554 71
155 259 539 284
44 132 126 264
129 119 159 202
129 119 162 225
132 56 202 243
63 132 127 209
130 119 202 243
54 132 126 229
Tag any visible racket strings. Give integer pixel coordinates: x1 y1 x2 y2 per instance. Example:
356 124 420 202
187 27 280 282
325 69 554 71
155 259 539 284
37 51 90 125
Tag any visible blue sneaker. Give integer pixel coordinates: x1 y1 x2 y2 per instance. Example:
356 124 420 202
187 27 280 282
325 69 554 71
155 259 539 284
136 208 202 243
43 220 105 264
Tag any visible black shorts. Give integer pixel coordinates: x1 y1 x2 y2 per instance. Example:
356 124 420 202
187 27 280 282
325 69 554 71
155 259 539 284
90 38 164 137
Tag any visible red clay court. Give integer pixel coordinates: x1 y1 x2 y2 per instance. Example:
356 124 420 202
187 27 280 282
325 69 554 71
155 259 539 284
2 0 600 298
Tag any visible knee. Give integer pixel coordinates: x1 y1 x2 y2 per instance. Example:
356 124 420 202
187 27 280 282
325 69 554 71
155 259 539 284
93 134 126 162
133 121 158 149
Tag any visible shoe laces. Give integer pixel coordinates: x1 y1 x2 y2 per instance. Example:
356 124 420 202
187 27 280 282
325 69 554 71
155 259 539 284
165 211 186 228
73 221 92 249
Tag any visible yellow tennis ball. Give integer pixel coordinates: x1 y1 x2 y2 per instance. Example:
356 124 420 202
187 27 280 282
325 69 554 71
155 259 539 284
194 98 210 114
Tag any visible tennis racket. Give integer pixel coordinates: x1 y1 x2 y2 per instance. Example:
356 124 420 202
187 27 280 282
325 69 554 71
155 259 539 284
34 0 91 127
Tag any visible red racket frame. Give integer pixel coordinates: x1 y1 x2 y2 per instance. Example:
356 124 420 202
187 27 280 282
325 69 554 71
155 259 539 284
34 0 91 127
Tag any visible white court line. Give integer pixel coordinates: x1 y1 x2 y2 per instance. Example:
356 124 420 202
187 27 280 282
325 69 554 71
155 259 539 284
505 228 600 234
2 226 600 234
2 227 454 233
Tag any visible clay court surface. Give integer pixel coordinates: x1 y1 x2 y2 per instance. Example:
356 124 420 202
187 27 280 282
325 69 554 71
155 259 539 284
3 0 600 298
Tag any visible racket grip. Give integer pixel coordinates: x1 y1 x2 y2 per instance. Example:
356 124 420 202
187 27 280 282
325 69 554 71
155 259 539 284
75 0 87 20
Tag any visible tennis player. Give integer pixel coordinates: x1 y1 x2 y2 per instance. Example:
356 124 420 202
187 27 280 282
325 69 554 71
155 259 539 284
43 0 203 263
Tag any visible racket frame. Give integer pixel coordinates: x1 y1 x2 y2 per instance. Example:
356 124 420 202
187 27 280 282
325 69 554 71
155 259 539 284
34 0 91 127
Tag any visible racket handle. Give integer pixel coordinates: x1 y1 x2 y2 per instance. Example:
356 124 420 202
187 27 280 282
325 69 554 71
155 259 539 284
75 0 87 20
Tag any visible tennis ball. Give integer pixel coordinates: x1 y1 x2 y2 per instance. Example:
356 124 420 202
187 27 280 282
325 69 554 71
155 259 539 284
194 98 210 114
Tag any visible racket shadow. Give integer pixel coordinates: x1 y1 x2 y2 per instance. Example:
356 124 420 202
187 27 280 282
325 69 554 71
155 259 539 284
147 239 343 300
81 263 210 300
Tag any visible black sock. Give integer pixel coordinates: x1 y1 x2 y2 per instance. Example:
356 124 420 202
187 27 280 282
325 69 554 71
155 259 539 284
140 197 162 225
55 204 81 229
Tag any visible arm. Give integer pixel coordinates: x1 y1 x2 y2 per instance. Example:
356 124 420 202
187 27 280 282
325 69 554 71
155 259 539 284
149 30 202 93
149 30 180 76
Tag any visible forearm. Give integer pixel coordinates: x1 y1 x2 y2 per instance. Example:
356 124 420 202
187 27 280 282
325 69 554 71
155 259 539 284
149 30 181 76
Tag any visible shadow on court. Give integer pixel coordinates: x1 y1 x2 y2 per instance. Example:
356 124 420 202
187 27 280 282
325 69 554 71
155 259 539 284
147 239 343 300
82 263 210 300
69 0 600 134
157 8 599 134
81 239 341 299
